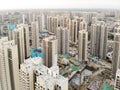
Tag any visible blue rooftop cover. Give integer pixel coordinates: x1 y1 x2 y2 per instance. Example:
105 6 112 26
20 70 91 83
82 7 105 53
30 48 44 58
8 24 16 30
101 82 113 90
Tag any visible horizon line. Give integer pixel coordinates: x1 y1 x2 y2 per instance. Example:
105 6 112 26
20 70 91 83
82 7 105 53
0 8 120 12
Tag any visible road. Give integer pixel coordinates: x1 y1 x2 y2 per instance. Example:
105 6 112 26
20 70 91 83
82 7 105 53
92 69 105 77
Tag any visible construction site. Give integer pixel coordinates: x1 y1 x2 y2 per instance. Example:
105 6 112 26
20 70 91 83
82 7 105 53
58 52 113 90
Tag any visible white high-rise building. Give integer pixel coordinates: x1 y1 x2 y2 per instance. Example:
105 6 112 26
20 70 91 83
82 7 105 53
28 13 36 23
112 33 120 77
59 16 68 28
56 27 62 53
78 30 88 62
47 16 59 34
36 14 45 32
70 18 87 43
19 57 68 90
56 27 69 54
71 19 78 43
13 24 30 66
35 75 55 90
22 14 25 24
114 69 120 90
47 16 53 32
31 21 39 48
0 37 19 90
8 30 14 40
67 19 72 36
35 74 68 90
43 36 58 67
85 12 97 24
61 28 69 54
35 66 68 90
7 24 16 41
53 17 59 34
18 24 30 58
13 27 25 66
79 21 87 30
19 57 43 90
91 23 107 59
115 11 120 20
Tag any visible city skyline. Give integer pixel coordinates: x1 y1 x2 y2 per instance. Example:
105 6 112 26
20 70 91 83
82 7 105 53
0 5 120 90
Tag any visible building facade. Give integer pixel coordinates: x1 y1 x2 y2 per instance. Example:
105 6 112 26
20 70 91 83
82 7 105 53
13 24 30 66
91 23 107 59
114 69 120 90
31 21 40 48
56 27 69 54
112 33 120 77
43 36 58 67
78 30 88 63
0 37 19 90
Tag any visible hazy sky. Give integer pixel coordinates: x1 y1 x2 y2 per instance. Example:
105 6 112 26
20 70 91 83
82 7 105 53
0 0 120 10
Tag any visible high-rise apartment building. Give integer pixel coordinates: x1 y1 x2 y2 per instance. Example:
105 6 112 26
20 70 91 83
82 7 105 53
13 24 30 66
19 57 43 90
79 21 87 30
35 66 68 90
13 26 25 66
56 27 62 54
28 13 36 23
19 57 68 90
71 19 78 43
1 24 8 36
47 16 58 34
22 14 25 24
112 33 120 77
53 17 59 34
69 18 87 43
115 11 120 20
8 29 14 40
59 16 68 28
0 37 19 90
36 14 45 32
43 36 58 67
114 69 120 90
18 24 30 59
47 16 53 33
31 21 39 48
85 12 97 24
56 27 69 54
67 18 72 34
61 27 69 54
8 24 16 40
78 30 88 63
91 23 107 59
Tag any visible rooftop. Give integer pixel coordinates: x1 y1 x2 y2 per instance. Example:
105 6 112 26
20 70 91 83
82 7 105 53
71 65 78 71
30 48 44 58
58 54 70 59
101 82 114 90
8 24 16 30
